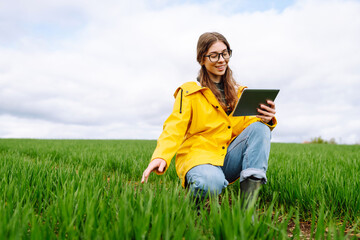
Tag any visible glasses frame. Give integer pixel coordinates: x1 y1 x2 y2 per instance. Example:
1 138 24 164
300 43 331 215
204 49 232 63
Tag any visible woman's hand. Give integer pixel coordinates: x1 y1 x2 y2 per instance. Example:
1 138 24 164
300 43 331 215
141 158 167 183
256 100 276 124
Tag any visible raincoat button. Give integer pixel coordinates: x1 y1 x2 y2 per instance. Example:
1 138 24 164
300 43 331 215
222 146 225 149
216 106 219 108
228 126 231 129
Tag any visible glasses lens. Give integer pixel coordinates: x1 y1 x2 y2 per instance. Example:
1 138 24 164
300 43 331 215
207 50 232 62
209 54 218 62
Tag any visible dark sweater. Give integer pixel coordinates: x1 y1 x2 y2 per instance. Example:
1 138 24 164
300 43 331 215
214 81 231 115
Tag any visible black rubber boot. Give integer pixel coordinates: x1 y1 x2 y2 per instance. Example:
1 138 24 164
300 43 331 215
240 177 262 208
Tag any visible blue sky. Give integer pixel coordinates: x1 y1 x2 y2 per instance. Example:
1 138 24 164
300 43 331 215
1 0 360 144
145 0 296 12
2 0 296 45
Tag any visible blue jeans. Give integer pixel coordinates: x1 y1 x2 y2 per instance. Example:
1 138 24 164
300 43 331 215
185 122 271 199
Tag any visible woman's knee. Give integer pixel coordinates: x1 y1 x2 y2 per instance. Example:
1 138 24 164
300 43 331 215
194 174 225 196
230 122 271 150
248 122 271 142
186 165 228 198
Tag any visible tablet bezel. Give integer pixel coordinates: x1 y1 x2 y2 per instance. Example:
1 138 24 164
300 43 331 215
232 89 279 116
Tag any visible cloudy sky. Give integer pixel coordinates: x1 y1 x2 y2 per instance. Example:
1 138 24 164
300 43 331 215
1 0 359 144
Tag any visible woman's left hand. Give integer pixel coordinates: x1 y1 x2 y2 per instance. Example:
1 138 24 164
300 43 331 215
256 100 276 124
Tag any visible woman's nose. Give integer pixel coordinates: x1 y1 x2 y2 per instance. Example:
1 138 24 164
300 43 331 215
218 54 225 62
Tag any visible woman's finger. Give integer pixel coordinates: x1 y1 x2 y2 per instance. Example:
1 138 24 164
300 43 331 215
141 169 149 183
158 161 166 173
141 172 146 183
141 163 156 183
257 107 274 117
257 115 272 122
266 100 275 109
257 107 274 123
260 104 276 114
141 159 166 183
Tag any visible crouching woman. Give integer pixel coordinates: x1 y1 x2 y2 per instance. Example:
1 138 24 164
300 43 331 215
141 32 277 201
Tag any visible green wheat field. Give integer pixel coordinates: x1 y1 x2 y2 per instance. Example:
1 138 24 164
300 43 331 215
0 139 359 239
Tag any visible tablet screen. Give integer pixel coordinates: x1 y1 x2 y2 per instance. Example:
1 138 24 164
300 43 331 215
233 89 279 116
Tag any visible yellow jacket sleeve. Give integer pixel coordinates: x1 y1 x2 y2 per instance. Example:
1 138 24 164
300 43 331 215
150 88 192 174
261 117 277 130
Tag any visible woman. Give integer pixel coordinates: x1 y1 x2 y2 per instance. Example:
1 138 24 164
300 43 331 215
141 32 276 201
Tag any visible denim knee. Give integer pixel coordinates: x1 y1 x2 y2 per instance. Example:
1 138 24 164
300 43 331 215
190 173 226 198
186 165 228 199
249 122 271 142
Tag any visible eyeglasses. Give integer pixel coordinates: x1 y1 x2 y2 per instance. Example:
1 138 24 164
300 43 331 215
204 49 232 63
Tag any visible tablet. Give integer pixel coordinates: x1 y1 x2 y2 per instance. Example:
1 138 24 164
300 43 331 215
233 89 279 116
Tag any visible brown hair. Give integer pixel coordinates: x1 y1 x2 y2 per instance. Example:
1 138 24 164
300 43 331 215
197 32 238 113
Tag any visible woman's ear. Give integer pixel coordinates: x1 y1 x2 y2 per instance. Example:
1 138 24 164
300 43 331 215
199 57 205 66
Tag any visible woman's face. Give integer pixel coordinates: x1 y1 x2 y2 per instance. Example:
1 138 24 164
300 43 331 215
203 41 229 83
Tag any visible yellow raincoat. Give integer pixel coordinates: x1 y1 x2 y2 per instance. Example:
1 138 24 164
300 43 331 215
151 81 277 187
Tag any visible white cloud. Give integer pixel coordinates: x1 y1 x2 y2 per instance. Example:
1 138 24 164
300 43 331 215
0 0 359 144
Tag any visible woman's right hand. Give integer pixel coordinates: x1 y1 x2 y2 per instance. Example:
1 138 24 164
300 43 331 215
141 158 167 183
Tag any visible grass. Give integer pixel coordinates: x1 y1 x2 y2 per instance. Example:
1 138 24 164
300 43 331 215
0 139 359 239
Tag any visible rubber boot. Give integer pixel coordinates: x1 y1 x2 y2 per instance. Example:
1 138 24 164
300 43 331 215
240 177 262 208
